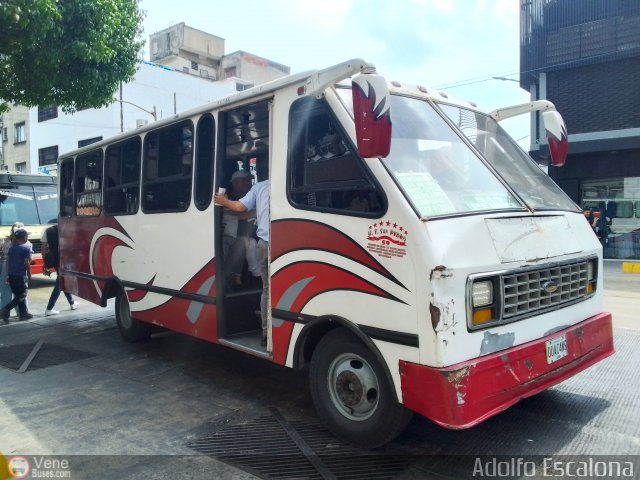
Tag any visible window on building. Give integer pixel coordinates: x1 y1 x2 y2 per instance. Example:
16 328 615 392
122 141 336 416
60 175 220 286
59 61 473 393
78 137 103 148
288 97 384 216
582 177 640 260
15 162 26 173
38 105 58 122
194 115 215 210
142 121 193 213
104 137 141 215
224 66 237 79
191 61 199 71
14 123 25 144
75 150 103 216
2 127 7 142
38 146 59 166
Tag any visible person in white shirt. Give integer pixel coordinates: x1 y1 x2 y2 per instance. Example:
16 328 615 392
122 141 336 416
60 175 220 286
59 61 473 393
215 164 269 346
222 170 261 286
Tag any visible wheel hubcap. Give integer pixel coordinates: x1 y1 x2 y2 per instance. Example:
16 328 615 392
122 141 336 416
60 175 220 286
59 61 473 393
328 353 380 421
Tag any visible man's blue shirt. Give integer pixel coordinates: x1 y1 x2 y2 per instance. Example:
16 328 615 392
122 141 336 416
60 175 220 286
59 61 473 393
8 243 32 277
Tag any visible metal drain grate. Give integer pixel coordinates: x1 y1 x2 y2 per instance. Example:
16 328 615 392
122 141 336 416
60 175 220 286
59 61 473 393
188 412 411 479
0 342 96 371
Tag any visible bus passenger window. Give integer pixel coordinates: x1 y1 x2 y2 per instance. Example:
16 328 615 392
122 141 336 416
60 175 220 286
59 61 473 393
143 121 193 213
105 137 141 215
287 97 384 216
59 159 74 217
194 115 215 210
75 150 103 217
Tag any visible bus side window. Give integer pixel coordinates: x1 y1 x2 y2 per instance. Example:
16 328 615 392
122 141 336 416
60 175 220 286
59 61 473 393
104 137 141 215
75 150 103 217
60 159 74 217
142 121 193 213
288 97 384 216
194 114 215 210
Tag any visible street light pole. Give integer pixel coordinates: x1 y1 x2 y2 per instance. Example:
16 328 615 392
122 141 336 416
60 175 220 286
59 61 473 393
112 98 157 132
492 76 520 83
113 99 157 120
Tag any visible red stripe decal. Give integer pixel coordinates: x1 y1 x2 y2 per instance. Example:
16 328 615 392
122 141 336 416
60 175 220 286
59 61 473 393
272 261 397 313
271 219 394 280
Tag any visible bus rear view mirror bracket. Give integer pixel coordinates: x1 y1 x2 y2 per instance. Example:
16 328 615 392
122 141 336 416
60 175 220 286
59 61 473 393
489 100 568 167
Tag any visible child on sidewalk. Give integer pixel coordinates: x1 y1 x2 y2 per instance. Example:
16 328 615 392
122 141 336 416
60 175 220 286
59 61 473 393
1 228 33 323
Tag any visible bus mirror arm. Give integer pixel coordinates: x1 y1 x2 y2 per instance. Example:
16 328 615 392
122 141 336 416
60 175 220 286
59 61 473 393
489 100 568 168
303 58 375 99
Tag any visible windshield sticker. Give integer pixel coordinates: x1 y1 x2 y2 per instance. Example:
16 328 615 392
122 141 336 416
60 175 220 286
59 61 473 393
395 173 455 217
463 194 517 211
0 190 34 201
367 220 408 259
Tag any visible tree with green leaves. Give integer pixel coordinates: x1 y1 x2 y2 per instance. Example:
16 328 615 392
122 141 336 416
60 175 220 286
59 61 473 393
0 0 144 113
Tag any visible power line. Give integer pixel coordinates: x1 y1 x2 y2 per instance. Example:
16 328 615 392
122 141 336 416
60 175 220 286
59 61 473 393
434 48 631 90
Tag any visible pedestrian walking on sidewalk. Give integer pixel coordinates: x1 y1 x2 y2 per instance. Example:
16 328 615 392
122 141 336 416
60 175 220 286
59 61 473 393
0 222 31 318
41 224 78 316
1 228 33 322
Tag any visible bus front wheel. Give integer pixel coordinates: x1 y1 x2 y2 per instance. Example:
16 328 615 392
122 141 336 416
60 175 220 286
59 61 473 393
115 292 151 342
309 328 412 448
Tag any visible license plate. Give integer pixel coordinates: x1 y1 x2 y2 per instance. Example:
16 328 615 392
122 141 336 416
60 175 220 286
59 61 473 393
546 334 568 364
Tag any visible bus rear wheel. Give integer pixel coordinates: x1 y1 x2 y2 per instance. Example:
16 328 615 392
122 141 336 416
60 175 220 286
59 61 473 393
309 328 412 448
115 292 151 342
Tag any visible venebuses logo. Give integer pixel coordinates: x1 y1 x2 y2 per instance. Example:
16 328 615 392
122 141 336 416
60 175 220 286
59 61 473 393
8 456 30 478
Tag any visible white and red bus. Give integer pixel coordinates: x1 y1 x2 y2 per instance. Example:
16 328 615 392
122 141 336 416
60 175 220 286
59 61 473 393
57 59 613 447
0 173 58 274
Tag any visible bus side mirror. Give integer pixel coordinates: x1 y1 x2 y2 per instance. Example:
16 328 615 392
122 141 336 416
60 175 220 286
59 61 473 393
542 110 568 167
352 73 392 158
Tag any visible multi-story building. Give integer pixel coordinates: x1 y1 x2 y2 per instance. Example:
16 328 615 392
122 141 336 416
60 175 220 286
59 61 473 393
520 0 640 260
149 23 290 89
0 24 289 175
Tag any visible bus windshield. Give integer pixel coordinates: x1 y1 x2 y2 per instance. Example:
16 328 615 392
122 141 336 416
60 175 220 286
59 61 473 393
437 103 578 212
382 95 523 217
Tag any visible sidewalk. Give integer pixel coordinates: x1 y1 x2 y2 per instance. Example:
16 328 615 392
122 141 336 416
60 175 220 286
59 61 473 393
603 260 639 331
603 260 640 297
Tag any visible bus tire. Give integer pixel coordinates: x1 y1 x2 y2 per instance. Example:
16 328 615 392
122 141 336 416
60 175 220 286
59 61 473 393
115 292 151 342
309 328 412 448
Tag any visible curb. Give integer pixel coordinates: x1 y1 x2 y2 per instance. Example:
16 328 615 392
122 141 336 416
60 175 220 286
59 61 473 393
622 262 640 274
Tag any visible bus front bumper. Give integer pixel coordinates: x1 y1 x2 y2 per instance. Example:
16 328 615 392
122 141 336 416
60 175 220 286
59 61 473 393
399 312 614 429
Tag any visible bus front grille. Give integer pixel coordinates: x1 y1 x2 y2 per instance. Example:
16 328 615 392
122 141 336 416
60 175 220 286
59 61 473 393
502 259 590 320
30 239 42 254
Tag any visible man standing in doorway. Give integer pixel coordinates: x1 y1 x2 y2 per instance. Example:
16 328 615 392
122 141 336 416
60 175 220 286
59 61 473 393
214 163 269 346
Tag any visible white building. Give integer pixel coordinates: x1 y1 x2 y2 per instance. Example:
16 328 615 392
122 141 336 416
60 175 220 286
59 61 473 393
0 62 238 174
0 24 290 174
149 23 290 87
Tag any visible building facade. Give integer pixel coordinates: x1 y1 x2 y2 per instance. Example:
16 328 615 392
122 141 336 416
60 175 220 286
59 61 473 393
521 0 640 260
149 23 290 88
0 24 290 175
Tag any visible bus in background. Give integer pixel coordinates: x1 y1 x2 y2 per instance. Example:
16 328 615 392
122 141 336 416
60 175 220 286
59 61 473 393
0 173 59 274
57 59 613 448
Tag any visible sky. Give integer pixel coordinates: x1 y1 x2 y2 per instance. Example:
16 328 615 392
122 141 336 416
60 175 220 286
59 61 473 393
138 0 530 144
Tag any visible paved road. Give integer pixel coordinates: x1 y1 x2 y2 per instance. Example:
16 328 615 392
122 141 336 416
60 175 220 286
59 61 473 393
0 265 638 479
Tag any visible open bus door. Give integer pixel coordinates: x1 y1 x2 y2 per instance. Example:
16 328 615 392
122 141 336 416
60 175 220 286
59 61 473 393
215 100 272 353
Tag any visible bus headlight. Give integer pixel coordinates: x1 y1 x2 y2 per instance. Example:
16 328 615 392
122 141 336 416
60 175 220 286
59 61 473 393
472 281 493 307
586 259 597 294
469 278 497 327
